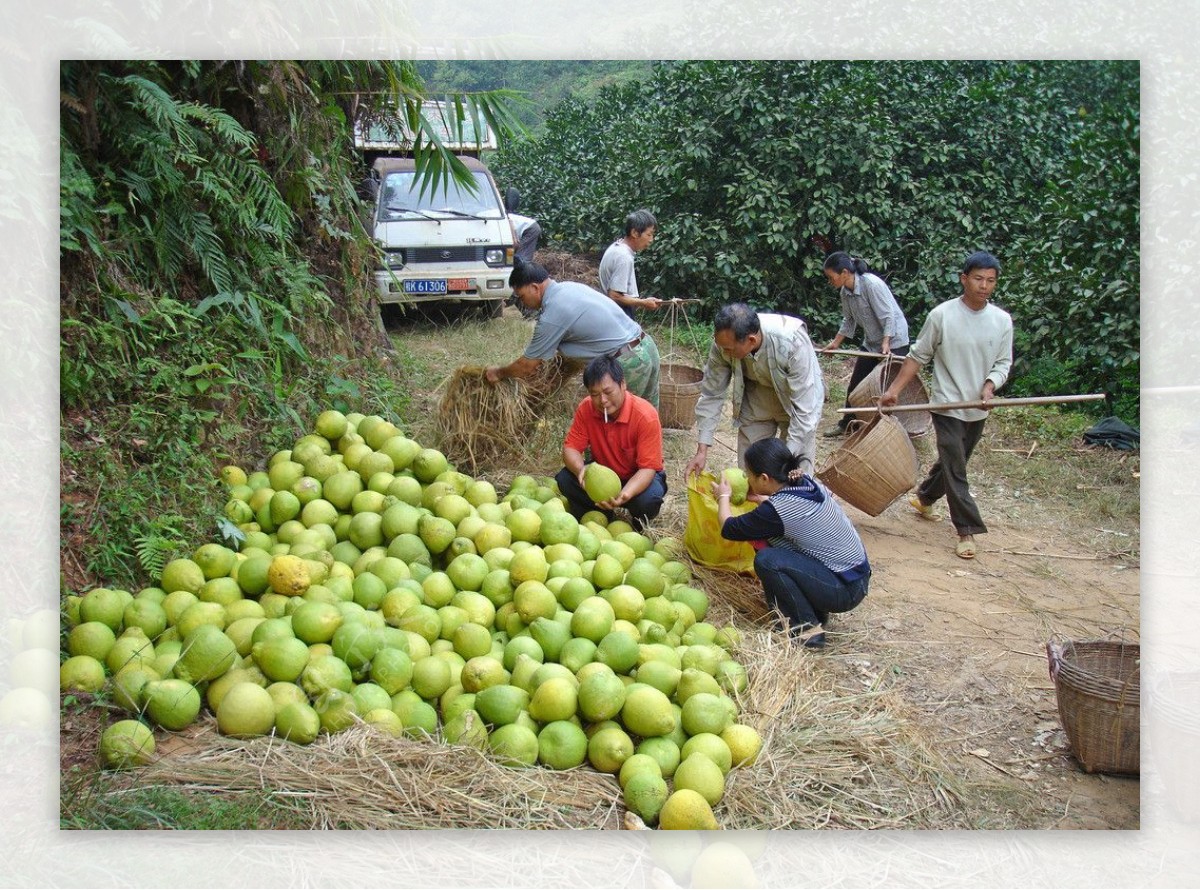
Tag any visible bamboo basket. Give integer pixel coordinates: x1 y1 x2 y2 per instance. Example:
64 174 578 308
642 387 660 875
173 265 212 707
659 362 704 430
1047 636 1140 775
816 413 917 516
847 356 931 437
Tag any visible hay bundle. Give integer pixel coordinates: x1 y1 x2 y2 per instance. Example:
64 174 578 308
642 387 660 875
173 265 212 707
436 357 584 474
142 720 622 830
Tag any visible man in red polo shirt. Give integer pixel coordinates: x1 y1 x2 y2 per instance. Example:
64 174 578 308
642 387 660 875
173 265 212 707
554 355 667 532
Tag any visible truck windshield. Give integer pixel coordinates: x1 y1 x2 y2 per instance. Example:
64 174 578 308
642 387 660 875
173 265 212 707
378 170 504 222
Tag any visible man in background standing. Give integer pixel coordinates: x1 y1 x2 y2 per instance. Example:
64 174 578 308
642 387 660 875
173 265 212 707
599 208 664 318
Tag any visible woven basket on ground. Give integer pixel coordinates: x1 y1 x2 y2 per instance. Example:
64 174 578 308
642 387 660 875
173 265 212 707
1047 636 1140 775
847 356 932 437
816 413 917 516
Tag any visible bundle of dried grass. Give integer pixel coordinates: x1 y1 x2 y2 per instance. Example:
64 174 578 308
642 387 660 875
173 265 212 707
436 357 584 475
718 628 993 830
143 720 622 830
689 561 773 625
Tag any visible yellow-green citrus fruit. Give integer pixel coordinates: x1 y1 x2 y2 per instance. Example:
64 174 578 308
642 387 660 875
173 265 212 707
486 723 538 767
596 630 640 674
659 788 720 830
216 682 276 738
636 736 682 779
587 724 635 773
300 654 354 698
142 679 202 731
474 684 530 726
673 752 726 805
618 752 663 788
577 669 627 723
314 688 358 734
621 685 676 738
583 463 622 503
172 624 237 684
623 771 670 826
275 701 321 744
110 664 161 713
722 467 749 506
369 647 414 695
67 621 117 661
722 723 764 767
99 720 156 769
193 543 237 580
78 588 129 631
536 720 589 769
681 732 734 774
60 655 107 693
528 676 578 723
267 554 310 597
252 636 310 683
681 691 737 737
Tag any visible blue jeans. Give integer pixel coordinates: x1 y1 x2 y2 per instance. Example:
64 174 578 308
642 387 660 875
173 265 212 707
753 546 869 632
554 465 668 531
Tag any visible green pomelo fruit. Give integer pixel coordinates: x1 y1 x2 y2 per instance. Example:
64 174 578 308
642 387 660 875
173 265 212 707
60 655 107 693
99 720 156 769
673 752 726 806
681 732 734 775
587 724 635 773
537 720 589 769
623 771 670 826
143 679 202 731
173 625 238 684
474 684 530 726
583 463 622 503
488 723 539 767
636 736 682 779
216 682 276 738
621 685 676 738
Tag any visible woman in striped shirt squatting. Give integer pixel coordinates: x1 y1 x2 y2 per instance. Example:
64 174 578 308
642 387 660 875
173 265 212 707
712 437 870 649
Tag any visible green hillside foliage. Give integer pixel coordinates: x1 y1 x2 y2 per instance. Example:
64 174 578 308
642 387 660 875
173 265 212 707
492 60 1139 418
415 61 654 133
59 60 520 588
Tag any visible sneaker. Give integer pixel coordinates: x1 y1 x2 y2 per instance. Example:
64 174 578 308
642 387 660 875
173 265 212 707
803 632 827 649
909 496 943 522
822 426 847 438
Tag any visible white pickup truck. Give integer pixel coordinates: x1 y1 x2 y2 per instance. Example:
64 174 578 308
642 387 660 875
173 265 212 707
358 104 516 317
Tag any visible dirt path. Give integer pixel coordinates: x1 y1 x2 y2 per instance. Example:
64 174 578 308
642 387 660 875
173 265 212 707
667 407 1140 829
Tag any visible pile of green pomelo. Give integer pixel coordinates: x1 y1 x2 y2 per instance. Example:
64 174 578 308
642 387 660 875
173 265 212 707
62 410 763 830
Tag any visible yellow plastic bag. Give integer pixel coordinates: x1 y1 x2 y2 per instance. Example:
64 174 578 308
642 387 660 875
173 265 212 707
684 471 758 575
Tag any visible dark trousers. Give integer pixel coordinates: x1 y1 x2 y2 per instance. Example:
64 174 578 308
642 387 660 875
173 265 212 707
554 465 668 531
917 413 988 536
838 344 910 430
515 222 542 263
753 547 869 632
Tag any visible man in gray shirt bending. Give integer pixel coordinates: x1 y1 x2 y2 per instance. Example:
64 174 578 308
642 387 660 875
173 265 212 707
486 260 661 407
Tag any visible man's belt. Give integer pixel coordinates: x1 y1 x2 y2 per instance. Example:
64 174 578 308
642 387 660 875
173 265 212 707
610 333 644 359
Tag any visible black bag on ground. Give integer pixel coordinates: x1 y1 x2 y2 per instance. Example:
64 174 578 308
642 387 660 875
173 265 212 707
1082 416 1140 451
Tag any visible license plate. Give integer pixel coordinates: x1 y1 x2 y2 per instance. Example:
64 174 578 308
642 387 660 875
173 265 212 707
403 279 448 295
447 277 471 291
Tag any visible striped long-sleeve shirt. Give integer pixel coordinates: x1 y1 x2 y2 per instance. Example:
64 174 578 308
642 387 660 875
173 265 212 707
720 477 870 582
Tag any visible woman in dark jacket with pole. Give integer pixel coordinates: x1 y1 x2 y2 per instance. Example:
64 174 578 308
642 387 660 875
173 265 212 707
820 251 910 436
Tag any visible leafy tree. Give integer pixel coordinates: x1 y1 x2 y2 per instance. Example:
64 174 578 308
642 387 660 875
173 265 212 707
493 60 1139 415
